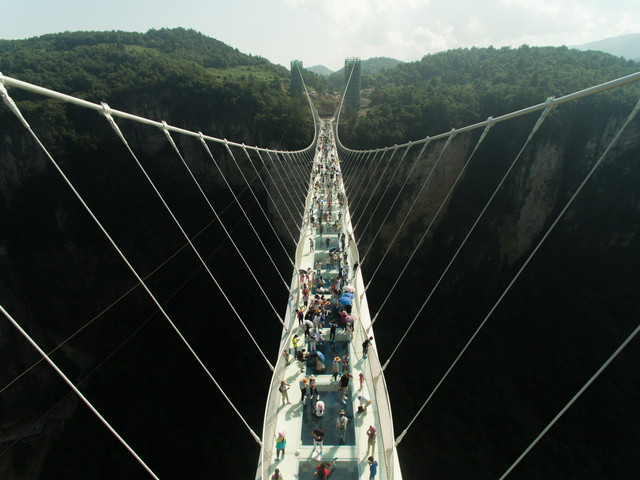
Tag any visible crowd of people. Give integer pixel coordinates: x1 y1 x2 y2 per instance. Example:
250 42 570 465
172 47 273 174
272 122 379 479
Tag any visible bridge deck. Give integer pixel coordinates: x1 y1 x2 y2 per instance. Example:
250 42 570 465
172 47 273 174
263 121 392 479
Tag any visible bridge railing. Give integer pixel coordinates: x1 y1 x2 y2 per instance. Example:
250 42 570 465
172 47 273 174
341 169 401 480
258 143 318 480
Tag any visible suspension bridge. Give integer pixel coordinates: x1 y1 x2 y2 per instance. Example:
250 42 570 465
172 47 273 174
1 64 640 480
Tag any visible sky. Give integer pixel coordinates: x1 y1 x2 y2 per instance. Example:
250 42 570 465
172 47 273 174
2 0 640 71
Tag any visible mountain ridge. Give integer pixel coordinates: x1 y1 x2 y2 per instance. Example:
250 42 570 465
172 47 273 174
1 28 640 480
307 56 402 76
571 33 640 62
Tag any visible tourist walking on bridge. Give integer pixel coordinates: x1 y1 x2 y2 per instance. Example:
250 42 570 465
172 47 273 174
362 336 373 359
279 381 290 405
368 456 378 479
336 409 349 444
312 428 325 452
275 431 286 460
366 426 377 457
299 377 309 404
339 372 352 404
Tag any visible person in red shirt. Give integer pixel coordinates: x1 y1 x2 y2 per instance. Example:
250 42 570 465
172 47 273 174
313 458 337 479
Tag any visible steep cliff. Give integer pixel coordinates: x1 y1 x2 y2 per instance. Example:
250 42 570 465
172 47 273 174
1 37 639 479
345 98 640 479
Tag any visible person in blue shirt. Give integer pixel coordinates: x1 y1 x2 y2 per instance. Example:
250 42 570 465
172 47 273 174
368 456 378 479
275 431 286 460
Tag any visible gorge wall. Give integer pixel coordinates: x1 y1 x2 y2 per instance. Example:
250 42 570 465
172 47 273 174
1 85 639 479
343 102 640 479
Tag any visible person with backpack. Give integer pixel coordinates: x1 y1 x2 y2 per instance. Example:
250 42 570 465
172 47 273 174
278 381 290 405
336 409 349 444
357 394 372 413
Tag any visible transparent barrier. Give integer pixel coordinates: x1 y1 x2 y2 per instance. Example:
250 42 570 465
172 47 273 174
258 133 400 479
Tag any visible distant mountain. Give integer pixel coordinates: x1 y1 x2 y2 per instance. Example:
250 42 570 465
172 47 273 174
572 33 640 62
331 56 403 77
361 56 403 73
308 64 334 76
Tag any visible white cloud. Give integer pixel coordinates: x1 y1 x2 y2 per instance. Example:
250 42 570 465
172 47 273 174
411 25 456 53
2 0 638 70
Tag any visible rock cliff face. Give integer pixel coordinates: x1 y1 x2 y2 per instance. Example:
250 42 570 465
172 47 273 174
0 97 285 479
1 91 639 479
343 105 640 479
347 107 640 280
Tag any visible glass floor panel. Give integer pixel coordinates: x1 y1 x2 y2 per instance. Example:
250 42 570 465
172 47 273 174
300 385 354 446
305 340 349 376
298 460 359 479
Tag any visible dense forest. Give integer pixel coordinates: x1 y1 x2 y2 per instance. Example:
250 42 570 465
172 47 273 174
1 29 640 480
338 46 640 480
338 45 640 148
0 28 314 149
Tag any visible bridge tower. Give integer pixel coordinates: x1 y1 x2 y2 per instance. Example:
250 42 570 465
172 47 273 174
290 60 304 94
344 57 361 113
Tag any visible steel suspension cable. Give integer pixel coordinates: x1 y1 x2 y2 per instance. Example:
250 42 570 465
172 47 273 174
282 150 309 222
0 86 266 444
359 144 413 257
162 126 288 328
199 136 290 292
101 105 274 370
500 325 640 478
385 103 553 370
393 100 564 444
0 304 160 479
0 208 251 458
369 129 471 318
288 151 311 207
0 192 259 396
264 150 304 222
363 135 433 291
342 148 364 180
360 138 430 266
223 141 295 268
343 150 372 197
497 98 640 477
255 149 303 232
272 151 307 213
400 96 640 451
351 149 388 225
350 150 386 219
242 146 298 243
284 151 310 204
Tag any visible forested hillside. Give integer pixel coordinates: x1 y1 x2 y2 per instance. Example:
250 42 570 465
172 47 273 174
337 46 640 480
339 45 640 147
2 32 640 480
0 28 313 149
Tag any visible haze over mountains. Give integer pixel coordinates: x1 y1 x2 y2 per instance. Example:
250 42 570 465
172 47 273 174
308 56 402 76
1 27 640 480
308 33 640 75
572 33 640 62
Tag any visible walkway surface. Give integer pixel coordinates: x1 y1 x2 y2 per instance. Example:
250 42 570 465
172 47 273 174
264 120 388 480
